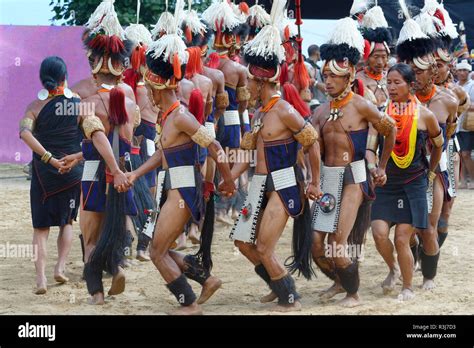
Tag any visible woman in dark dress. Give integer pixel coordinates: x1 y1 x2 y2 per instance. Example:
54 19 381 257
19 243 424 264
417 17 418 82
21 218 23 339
19 56 83 294
368 64 442 301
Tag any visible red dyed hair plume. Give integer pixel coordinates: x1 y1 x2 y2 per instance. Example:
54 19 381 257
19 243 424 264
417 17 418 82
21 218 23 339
188 89 205 124
108 35 125 55
356 78 365 97
283 41 295 62
293 58 310 91
280 61 289 85
173 53 182 80
283 83 310 118
363 39 371 61
131 44 146 72
109 87 129 126
239 2 250 15
122 69 139 99
206 52 220 68
185 47 204 79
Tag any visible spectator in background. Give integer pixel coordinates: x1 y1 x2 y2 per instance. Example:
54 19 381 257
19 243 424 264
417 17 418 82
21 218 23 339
455 59 474 189
307 45 327 103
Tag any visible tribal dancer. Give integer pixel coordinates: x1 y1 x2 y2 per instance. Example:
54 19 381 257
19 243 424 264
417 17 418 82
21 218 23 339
126 7 236 314
123 23 157 261
429 1 470 249
180 3 222 244
230 0 321 312
20 57 83 294
279 7 311 102
356 4 392 108
64 3 140 305
412 0 459 290
69 0 137 263
311 17 396 307
71 0 136 103
202 0 250 223
397 0 457 290
370 63 442 300
182 13 229 184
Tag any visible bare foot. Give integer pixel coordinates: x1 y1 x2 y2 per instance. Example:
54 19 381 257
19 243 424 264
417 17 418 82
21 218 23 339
260 291 278 303
121 259 132 268
169 302 203 315
468 182 474 190
382 268 400 295
197 276 222 304
54 274 69 283
231 209 239 220
216 213 234 226
172 234 187 251
35 275 47 295
136 250 151 262
319 282 345 301
337 294 361 308
108 269 125 296
188 226 200 245
54 263 69 283
422 278 436 290
399 288 415 301
270 301 302 313
88 292 105 305
459 182 467 189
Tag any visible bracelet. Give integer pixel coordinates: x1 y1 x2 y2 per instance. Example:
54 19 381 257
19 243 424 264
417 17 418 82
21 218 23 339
41 151 53 164
367 163 377 170
428 171 437 182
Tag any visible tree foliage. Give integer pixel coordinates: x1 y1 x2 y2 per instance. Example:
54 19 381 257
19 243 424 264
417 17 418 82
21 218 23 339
49 0 213 28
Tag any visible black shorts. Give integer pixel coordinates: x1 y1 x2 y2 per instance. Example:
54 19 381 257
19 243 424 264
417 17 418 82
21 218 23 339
457 132 474 152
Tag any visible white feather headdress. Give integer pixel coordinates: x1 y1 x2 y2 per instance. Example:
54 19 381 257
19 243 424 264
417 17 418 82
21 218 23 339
125 24 152 46
249 0 270 29
361 5 388 30
414 12 441 38
202 0 242 32
85 0 124 38
181 0 207 35
350 0 373 16
244 0 286 63
397 0 428 45
439 3 458 39
151 0 185 38
326 17 365 56
147 0 188 64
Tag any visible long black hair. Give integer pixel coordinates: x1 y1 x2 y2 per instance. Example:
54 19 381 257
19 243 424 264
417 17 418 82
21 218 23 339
39 56 67 91
388 63 416 85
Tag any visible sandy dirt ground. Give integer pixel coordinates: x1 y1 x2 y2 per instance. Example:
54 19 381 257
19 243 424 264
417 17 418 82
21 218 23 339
0 163 473 315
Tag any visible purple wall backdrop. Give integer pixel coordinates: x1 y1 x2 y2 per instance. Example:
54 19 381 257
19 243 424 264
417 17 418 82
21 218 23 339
0 25 91 164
